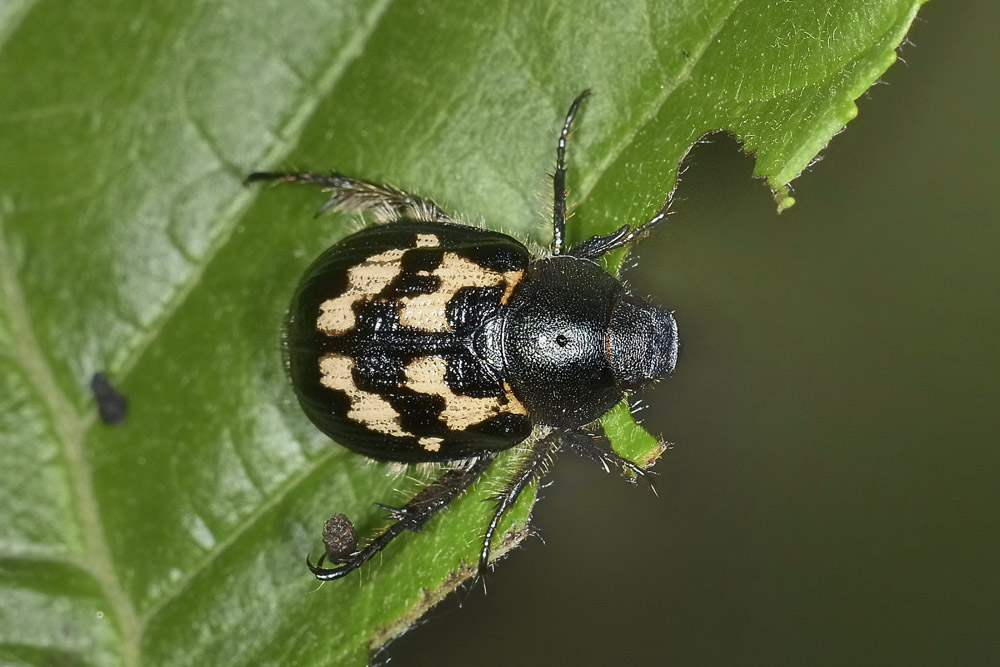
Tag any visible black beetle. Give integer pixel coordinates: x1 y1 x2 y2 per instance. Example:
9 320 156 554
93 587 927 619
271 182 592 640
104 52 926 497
248 90 677 581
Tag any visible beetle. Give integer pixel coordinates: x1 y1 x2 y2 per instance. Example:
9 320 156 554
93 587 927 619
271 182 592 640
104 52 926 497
247 90 678 581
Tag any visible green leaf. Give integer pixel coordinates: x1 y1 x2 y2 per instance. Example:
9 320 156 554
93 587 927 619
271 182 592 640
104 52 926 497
0 0 928 664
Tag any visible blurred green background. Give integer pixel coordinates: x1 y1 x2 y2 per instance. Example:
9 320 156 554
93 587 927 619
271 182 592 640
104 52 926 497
393 3 1000 665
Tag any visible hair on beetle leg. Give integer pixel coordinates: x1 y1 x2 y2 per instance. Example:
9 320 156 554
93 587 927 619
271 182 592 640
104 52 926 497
478 428 552 500
380 459 409 476
629 397 648 413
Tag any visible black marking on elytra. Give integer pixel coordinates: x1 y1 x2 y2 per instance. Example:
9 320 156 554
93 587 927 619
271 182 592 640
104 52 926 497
352 351 404 393
380 271 440 299
380 248 444 298
351 300 405 337
446 285 505 333
400 246 444 273
443 350 505 399
465 412 532 440
307 257 351 302
461 242 526 273
385 389 447 436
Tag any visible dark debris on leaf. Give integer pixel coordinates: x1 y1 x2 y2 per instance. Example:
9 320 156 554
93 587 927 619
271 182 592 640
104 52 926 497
90 372 128 426
322 513 358 563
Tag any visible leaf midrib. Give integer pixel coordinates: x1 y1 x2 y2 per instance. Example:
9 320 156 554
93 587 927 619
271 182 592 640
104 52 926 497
0 218 142 665
0 0 393 663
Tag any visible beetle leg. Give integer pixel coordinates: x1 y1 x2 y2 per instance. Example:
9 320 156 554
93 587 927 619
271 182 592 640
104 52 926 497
245 171 453 224
551 90 592 256
561 428 653 483
568 206 670 259
479 433 560 576
371 502 414 525
307 455 495 581
565 223 631 259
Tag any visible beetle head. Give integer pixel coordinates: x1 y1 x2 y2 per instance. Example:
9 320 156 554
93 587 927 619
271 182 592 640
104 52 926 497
607 294 678 390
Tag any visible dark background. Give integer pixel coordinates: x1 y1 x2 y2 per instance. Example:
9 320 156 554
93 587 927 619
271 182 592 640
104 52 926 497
394 4 1000 665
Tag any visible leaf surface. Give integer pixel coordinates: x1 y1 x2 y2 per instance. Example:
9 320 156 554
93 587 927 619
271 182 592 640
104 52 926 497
0 0 928 663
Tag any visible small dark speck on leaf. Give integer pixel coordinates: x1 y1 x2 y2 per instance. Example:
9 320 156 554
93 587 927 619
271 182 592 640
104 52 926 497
90 372 128 425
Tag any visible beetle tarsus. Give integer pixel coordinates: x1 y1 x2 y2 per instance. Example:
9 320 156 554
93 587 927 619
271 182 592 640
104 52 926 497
309 456 496 581
307 553 362 581
562 428 651 481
